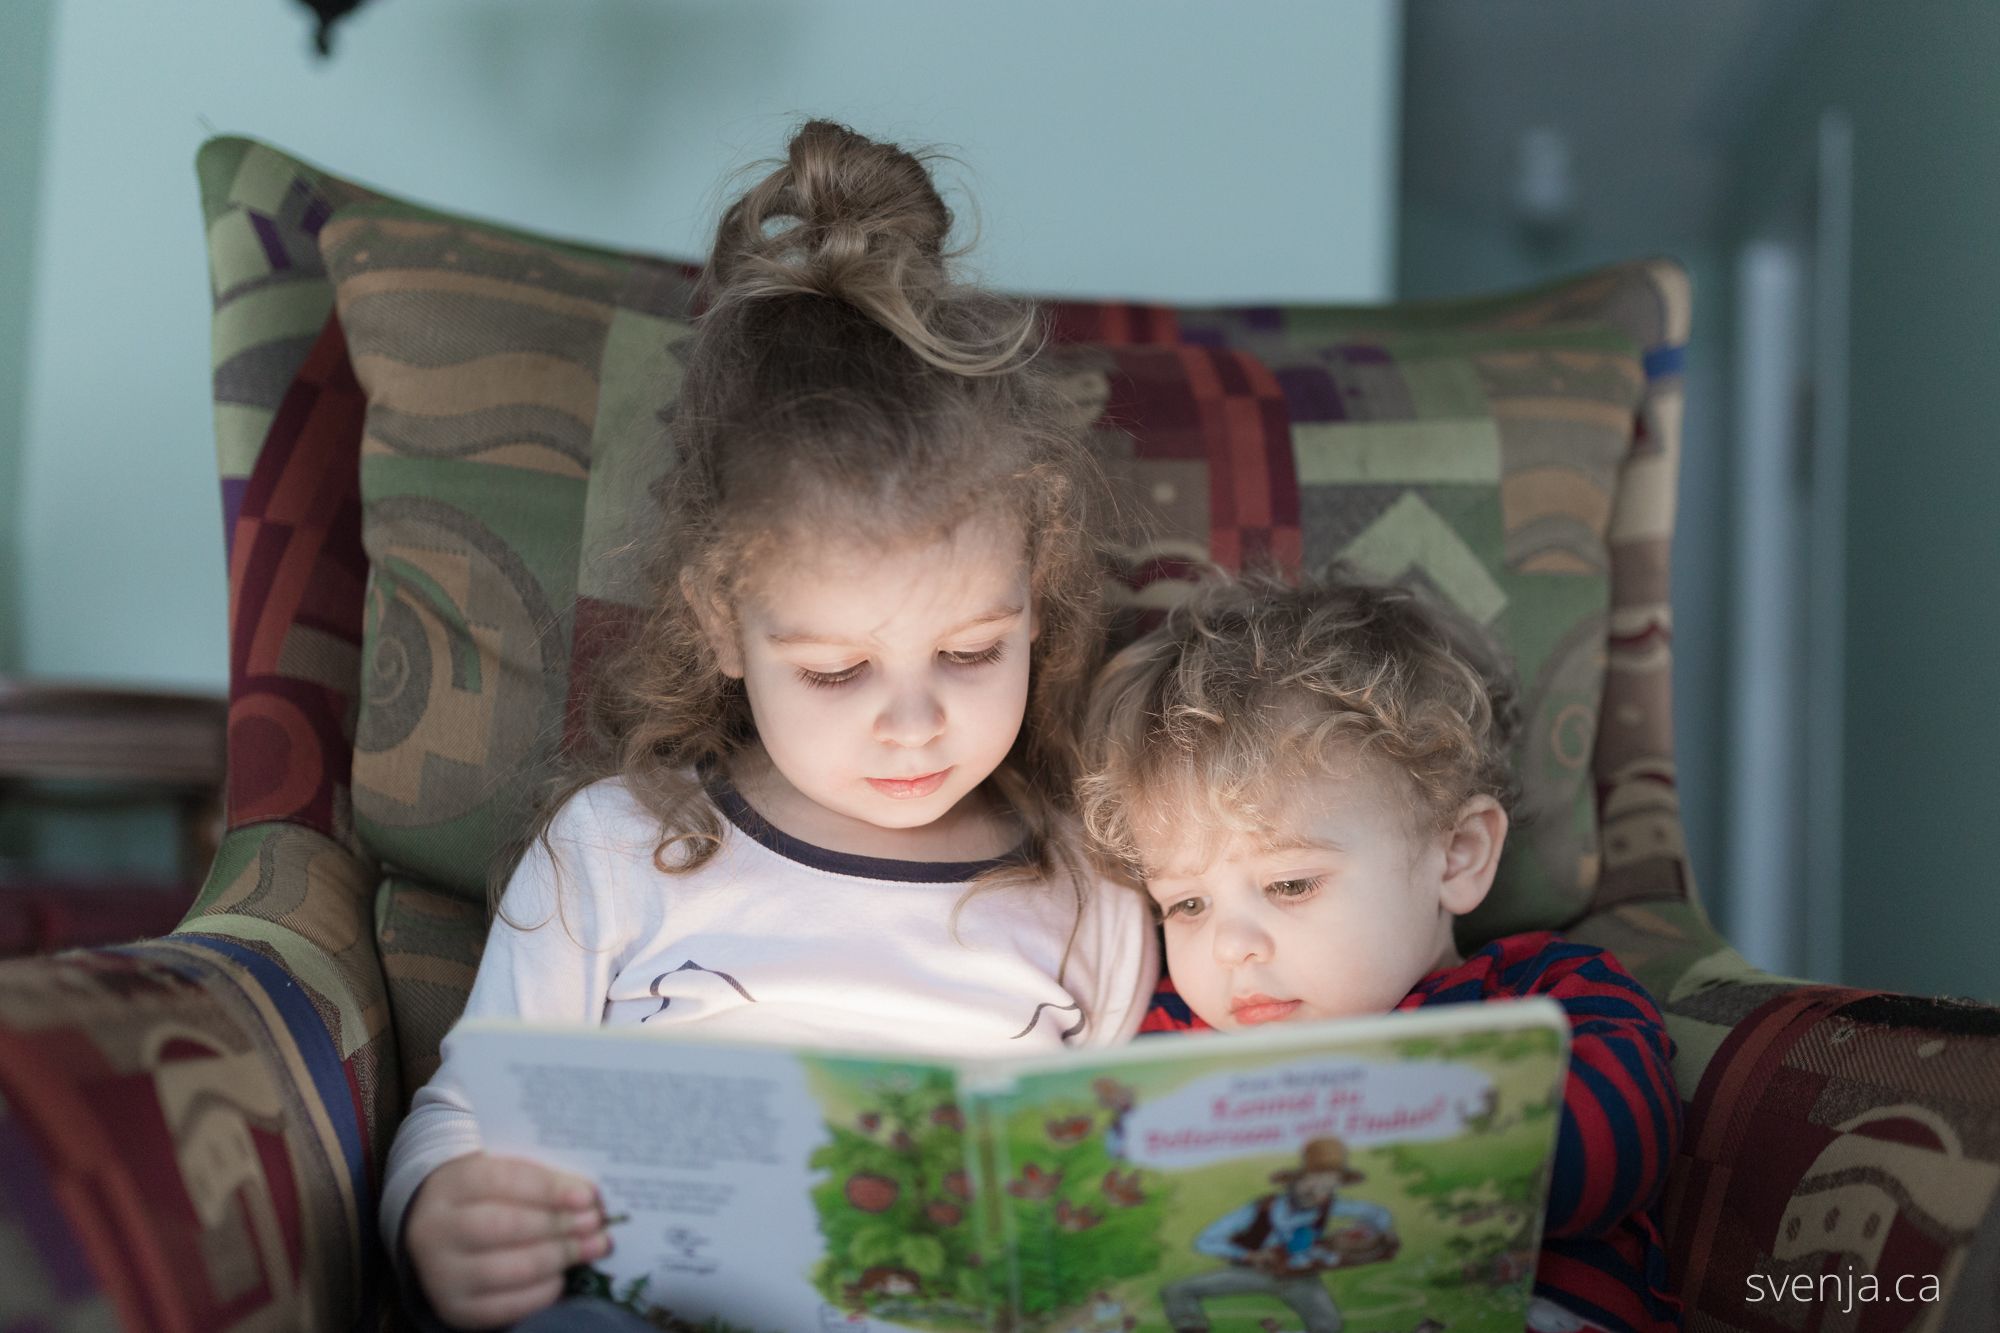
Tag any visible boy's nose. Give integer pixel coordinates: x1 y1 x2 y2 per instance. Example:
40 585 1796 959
1212 910 1273 966
874 685 946 748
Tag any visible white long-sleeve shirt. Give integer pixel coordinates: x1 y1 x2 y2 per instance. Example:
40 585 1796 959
379 776 1157 1256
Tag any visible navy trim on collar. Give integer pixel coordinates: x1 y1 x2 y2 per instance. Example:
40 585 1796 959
705 771 1028 884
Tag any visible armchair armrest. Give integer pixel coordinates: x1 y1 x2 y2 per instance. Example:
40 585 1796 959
1568 901 2000 1324
1665 974 2000 1328
0 823 395 1331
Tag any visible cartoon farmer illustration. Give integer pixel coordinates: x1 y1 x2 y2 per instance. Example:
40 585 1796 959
1161 1137 1397 1333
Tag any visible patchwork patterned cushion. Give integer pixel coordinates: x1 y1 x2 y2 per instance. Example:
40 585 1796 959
319 206 1686 956
319 205 700 898
1056 303 1680 942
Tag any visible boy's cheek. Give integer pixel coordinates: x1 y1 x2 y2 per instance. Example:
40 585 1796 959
1162 944 1230 1027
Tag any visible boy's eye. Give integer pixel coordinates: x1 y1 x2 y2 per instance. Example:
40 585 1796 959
941 643 1006 668
797 664 864 689
1266 877 1324 900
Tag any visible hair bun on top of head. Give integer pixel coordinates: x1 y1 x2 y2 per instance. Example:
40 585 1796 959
702 119 1035 376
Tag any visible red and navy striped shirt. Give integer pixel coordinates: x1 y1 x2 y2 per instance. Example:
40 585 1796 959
1139 931 1682 1333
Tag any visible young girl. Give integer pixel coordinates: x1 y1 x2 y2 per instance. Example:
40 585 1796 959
380 120 1157 1331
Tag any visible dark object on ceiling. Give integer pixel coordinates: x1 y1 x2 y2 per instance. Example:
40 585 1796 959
297 0 374 57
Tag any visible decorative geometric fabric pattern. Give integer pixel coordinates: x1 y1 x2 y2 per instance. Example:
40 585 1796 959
1061 312 1655 942
0 824 383 1331
1663 983 2000 1328
320 205 702 903
0 138 1993 1333
223 315 372 847
201 138 380 855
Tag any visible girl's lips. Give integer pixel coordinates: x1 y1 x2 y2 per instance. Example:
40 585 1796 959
1231 996 1302 1026
866 768 951 800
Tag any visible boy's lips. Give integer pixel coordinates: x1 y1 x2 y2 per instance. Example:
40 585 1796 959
866 768 951 799
1230 994 1302 1025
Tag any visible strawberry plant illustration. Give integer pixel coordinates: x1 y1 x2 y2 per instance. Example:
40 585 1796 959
1000 1078 1167 1320
810 1068 989 1320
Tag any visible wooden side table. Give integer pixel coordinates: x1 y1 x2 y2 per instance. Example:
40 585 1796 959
0 678 229 886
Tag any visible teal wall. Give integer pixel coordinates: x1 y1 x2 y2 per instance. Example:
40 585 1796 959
0 0 57 675
5 0 1400 691
1731 2 2000 1002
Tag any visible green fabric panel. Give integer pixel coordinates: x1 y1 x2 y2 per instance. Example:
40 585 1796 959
194 136 254 229
213 404 277 483
229 139 328 217
353 455 586 896
360 455 588 600
577 308 690 604
213 282 334 369
188 821 283 918
1398 355 1492 419
205 210 278 303
1340 490 1510 625
357 801 522 908
1294 420 1501 485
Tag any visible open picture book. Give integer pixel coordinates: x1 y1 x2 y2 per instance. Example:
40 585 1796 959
452 997 1569 1333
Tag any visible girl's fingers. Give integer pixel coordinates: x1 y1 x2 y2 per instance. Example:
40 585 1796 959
455 1199 606 1251
473 1231 613 1291
441 1230 614 1305
461 1155 599 1212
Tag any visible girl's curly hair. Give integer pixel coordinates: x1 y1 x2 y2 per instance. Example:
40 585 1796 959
504 120 1113 929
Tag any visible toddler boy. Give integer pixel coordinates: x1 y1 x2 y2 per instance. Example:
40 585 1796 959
1080 572 1681 1333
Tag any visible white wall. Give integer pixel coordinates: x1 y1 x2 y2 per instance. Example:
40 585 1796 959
13 0 1401 690
0 0 57 675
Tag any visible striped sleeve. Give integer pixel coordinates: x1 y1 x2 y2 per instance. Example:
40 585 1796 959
1138 969 1204 1035
1401 933 1680 1241
1524 940 1678 1240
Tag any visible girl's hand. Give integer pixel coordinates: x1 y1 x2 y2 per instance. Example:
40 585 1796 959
404 1152 611 1329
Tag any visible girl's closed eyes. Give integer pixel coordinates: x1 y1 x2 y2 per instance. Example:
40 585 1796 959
793 642 1009 690
797 664 864 689
944 642 1008 668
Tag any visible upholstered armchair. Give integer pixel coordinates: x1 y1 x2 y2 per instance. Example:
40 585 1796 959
1 138 1994 1331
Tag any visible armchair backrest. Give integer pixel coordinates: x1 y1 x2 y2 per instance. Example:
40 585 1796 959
194 137 1701 1104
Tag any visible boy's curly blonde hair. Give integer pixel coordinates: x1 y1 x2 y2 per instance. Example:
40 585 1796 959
1078 568 1523 879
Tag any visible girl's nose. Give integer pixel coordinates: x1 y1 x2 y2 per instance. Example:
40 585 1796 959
874 683 946 748
1212 907 1273 967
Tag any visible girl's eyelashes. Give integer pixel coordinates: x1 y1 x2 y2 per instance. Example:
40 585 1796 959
1155 895 1207 922
942 642 1006 668
794 643 1006 689
796 664 863 689
1265 876 1325 901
